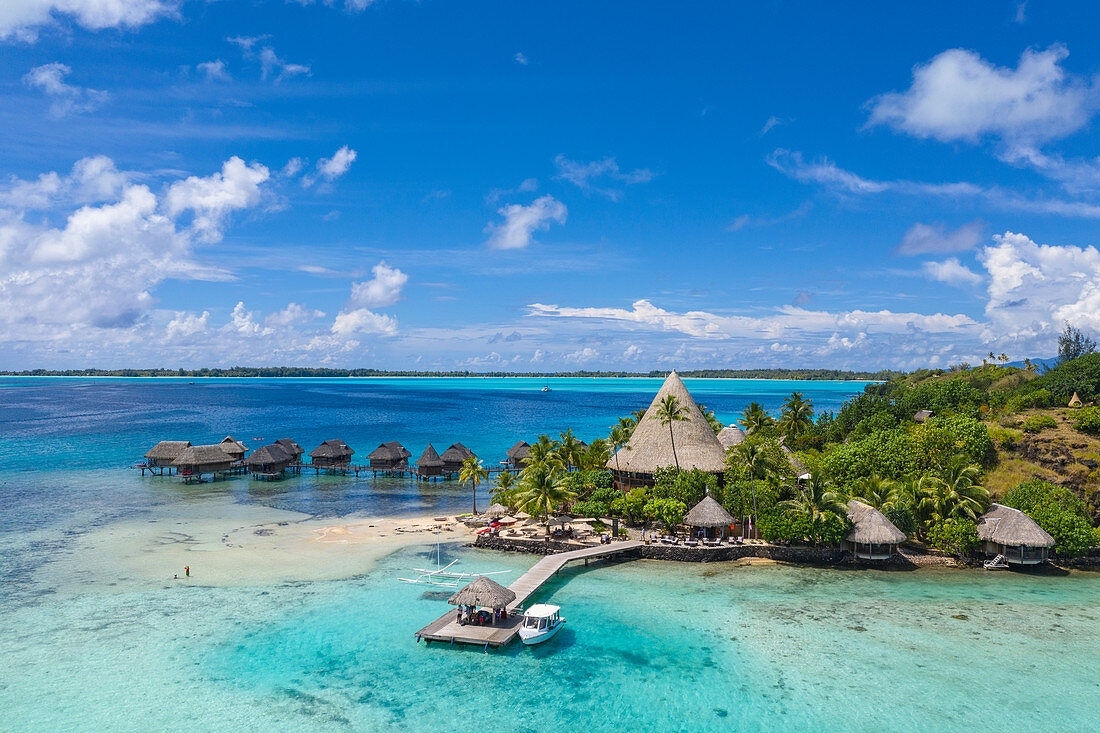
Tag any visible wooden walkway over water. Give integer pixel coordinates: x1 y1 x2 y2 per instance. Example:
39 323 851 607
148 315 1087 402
415 540 642 649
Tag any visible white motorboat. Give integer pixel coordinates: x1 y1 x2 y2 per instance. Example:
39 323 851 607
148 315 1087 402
518 604 565 645
541 385 551 392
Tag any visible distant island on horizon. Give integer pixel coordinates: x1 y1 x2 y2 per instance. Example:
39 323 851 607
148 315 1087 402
0 366 899 381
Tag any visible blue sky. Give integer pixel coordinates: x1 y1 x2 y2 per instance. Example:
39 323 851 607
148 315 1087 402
3 0 1100 370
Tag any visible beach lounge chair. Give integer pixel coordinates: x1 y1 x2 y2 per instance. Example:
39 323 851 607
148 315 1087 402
684 538 699 547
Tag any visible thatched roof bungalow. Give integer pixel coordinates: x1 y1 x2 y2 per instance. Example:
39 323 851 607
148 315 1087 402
367 441 412 470
274 438 304 461
845 500 905 560
309 439 354 468
717 425 745 450
976 503 1055 565
220 436 248 462
416 444 443 477
144 440 191 468
440 443 476 473
172 444 233 478
448 576 516 610
607 371 727 489
684 495 734 538
913 410 934 423
506 441 530 468
245 443 293 478
1069 392 1082 408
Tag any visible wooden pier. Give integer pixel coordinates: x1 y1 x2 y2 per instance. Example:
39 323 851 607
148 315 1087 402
414 540 642 649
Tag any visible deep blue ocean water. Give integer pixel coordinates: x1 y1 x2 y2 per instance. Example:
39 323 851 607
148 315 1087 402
2 377 1097 732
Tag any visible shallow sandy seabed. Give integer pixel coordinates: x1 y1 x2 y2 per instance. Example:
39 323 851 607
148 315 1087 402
38 499 477 594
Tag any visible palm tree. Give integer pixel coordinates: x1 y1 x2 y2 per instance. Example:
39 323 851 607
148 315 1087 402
651 393 689 469
458 455 488 515
919 455 989 524
558 429 582 470
581 438 609 470
525 434 562 469
491 470 517 507
779 392 814 440
736 442 776 525
697 403 724 435
849 474 900 510
608 424 630 471
631 407 648 426
515 462 577 537
739 402 775 435
780 470 847 545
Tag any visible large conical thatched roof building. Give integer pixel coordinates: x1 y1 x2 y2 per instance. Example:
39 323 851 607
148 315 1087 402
607 371 727 486
845 500 905 560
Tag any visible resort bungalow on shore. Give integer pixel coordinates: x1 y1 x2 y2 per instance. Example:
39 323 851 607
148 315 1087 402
506 441 531 469
309 439 354 469
368 441 412 471
845 500 906 560
976 503 1055 565
440 443 476 475
274 438 304 462
220 436 248 462
607 371 727 491
416 444 444 479
172 444 234 481
684 495 734 539
144 441 191 472
245 443 293 479
717 425 745 450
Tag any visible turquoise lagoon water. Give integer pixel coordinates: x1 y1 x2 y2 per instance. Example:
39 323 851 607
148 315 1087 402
2 377 1098 731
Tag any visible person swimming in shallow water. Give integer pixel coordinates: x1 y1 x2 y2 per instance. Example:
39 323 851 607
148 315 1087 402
185 566 190 577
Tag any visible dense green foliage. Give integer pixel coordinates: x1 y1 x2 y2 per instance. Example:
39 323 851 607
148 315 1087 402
1004 480 1097 557
926 518 979 557
1020 414 1057 433
1073 406 1100 435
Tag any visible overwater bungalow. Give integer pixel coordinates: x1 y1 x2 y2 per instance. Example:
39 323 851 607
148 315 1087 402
368 441 413 471
274 438 304 462
684 495 734 539
416 444 444 479
845 500 905 560
440 443 476 474
606 371 727 490
976 503 1055 565
449 576 517 622
245 443 293 479
506 441 530 469
717 425 745 450
144 440 191 469
172 444 233 481
309 439 354 468
220 436 248 462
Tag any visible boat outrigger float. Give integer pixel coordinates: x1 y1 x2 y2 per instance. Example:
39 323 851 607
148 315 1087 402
398 529 509 587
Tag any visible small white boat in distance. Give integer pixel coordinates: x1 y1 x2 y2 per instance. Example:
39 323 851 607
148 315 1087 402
519 604 565 645
541 385 551 392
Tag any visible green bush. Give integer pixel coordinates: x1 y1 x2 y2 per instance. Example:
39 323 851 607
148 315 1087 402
610 488 648 523
926 518 979 557
643 497 687 531
987 426 1021 450
821 429 916 485
1004 479 1097 557
883 503 916 537
1020 414 1057 433
1073 406 1100 435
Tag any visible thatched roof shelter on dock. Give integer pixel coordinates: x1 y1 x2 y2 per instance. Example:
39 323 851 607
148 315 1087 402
309 439 354 467
144 440 191 467
274 438 304 461
976 503 1054 565
416 444 443 477
172 444 233 478
506 441 530 468
245 444 293 478
845 500 905 560
448 576 516 609
440 443 476 473
220 436 248 461
607 371 727 489
367 441 412 470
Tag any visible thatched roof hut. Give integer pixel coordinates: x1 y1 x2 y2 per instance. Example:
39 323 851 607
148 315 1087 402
416 444 443 477
144 440 191 467
607 371 727 480
447 576 516 609
845 500 905 559
274 438 304 460
482 503 511 518
367 441 412 470
684 495 734 528
976 503 1054 564
1069 392 1082 407
913 410 934 423
220 436 248 461
440 442 476 472
717 425 745 449
309 439 354 467
172 444 233 476
506 441 530 467
245 443 293 476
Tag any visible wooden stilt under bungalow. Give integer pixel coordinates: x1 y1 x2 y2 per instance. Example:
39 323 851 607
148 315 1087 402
684 495 734 539
309 439 354 469
440 443 476 475
607 371 727 491
245 443 293 479
845 500 905 560
367 441 412 471
976 503 1055 565
416 444 443 479
172 444 234 482
143 441 190 474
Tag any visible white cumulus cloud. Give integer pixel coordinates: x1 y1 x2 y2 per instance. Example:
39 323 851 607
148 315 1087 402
165 157 270 242
923 257 983 285
331 308 397 337
0 0 175 41
23 62 110 117
302 145 357 188
349 261 407 308
485 195 567 250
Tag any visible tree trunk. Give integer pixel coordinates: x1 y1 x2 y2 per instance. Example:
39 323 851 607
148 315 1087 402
669 424 679 469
